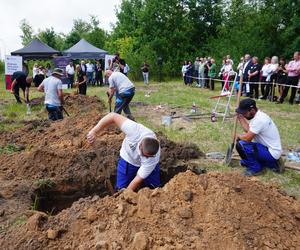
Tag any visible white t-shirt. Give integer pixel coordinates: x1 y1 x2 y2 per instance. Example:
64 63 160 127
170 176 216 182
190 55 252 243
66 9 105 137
249 110 282 159
120 120 160 179
109 72 134 94
40 76 62 106
66 65 74 75
261 64 272 78
86 63 94 72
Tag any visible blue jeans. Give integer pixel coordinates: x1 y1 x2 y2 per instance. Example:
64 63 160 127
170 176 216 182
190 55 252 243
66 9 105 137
236 140 278 173
116 157 161 189
115 88 135 116
46 104 63 121
86 72 94 85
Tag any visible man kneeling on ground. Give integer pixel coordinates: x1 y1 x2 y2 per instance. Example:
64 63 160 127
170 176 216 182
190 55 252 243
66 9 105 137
38 68 64 121
235 98 284 176
87 113 160 191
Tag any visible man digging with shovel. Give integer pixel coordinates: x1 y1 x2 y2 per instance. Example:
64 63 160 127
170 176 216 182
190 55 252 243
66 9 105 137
87 113 161 191
235 98 284 176
105 70 135 120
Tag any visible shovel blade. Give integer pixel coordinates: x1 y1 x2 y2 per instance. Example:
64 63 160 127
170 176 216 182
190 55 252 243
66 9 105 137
224 143 234 166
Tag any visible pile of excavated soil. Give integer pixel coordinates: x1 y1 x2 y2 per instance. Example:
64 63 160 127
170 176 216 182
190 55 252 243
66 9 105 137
1 171 299 249
0 95 203 232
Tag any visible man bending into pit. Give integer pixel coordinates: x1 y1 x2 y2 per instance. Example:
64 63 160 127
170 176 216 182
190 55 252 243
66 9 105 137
105 70 135 120
235 98 284 176
10 71 32 103
87 113 160 191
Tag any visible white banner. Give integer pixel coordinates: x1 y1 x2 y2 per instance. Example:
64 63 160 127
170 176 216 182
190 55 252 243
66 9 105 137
5 55 22 75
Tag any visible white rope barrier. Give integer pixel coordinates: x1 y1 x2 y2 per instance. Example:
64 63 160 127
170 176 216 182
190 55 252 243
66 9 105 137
184 75 300 89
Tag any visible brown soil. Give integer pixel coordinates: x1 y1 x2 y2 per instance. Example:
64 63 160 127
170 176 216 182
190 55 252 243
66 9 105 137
1 171 299 250
0 94 203 234
0 94 299 249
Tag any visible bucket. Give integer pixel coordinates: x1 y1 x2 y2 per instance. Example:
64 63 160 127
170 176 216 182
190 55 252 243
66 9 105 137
162 116 172 126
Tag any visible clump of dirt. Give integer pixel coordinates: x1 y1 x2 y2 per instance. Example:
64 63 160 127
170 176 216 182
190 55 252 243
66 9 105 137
1 171 299 249
0 95 203 232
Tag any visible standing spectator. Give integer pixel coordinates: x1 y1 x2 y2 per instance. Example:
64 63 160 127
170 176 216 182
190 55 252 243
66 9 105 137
277 57 288 99
194 57 200 86
242 54 253 96
95 61 103 86
105 59 112 85
237 57 244 76
248 56 261 99
185 61 193 86
208 58 216 90
33 66 45 87
219 58 226 89
32 63 38 78
111 52 126 74
198 58 205 88
263 56 279 100
226 55 234 65
203 58 209 88
75 64 87 95
260 57 272 99
277 51 300 104
37 68 64 121
86 60 94 85
223 59 233 91
65 61 75 89
141 62 150 84
123 63 130 76
46 63 52 78
80 60 87 73
181 61 188 85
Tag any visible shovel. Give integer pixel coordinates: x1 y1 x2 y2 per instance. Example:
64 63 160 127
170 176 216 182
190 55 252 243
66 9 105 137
224 75 243 166
106 92 112 112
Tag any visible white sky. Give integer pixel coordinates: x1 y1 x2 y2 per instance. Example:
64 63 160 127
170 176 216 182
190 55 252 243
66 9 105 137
0 0 121 59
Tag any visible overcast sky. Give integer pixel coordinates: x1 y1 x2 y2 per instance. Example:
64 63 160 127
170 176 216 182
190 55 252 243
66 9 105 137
0 0 121 59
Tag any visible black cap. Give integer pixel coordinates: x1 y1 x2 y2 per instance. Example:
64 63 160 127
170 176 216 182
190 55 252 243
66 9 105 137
236 98 256 114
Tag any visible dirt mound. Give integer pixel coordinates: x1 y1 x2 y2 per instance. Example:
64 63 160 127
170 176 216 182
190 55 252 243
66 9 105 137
1 171 299 249
0 95 203 232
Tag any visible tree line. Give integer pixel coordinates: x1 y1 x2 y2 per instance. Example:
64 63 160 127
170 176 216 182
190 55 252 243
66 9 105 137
19 0 300 80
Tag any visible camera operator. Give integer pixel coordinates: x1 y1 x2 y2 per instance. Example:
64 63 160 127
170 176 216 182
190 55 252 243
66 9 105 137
110 52 126 75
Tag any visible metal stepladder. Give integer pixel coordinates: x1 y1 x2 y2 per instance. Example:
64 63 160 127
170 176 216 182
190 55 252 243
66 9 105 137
211 71 238 124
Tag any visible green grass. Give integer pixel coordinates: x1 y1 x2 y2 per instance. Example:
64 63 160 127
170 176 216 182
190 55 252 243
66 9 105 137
1 76 300 198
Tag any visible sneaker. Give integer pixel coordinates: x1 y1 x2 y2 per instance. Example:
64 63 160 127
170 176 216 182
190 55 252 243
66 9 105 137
242 169 260 177
274 157 285 173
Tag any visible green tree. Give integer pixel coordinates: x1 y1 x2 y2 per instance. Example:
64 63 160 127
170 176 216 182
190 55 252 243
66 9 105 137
20 19 34 46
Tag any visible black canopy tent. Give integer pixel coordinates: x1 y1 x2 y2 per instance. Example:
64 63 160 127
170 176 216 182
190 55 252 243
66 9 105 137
11 38 61 60
63 39 108 60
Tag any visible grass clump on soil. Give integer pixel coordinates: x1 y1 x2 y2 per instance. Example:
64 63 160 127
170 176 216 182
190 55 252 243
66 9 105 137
0 143 20 154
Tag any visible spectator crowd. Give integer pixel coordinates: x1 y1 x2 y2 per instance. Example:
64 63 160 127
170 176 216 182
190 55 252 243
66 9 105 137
181 51 300 104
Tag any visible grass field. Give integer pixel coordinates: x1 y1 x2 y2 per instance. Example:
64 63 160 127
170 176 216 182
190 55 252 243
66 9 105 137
1 75 300 198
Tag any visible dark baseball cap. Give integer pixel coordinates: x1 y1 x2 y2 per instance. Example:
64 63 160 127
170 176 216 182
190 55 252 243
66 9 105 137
236 98 256 114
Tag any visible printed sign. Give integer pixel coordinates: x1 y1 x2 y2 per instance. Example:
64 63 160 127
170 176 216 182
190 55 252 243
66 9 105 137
5 55 22 75
53 56 71 87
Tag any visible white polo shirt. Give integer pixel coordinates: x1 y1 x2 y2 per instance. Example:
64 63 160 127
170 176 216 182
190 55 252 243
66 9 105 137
120 119 160 179
249 110 282 159
66 65 74 75
40 76 62 107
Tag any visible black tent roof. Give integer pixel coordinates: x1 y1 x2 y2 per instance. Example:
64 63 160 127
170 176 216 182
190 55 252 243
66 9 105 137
11 38 61 59
63 39 108 59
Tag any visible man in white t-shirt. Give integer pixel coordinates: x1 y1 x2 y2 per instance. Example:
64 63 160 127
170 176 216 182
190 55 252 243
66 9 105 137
87 113 160 191
105 70 135 120
38 68 64 121
235 98 284 176
65 61 75 89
